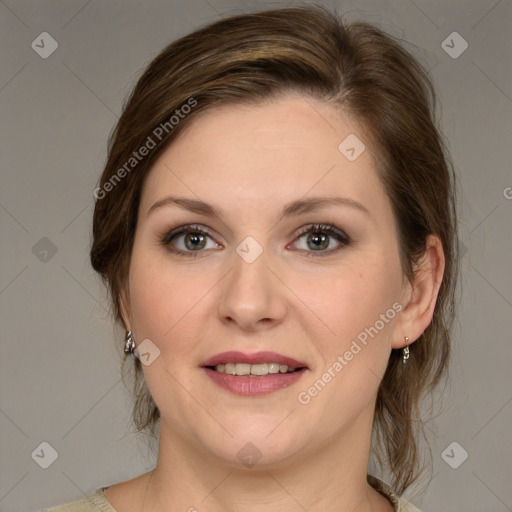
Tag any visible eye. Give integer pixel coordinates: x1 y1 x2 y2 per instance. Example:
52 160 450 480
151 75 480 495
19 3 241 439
290 223 351 257
161 224 221 257
161 223 351 258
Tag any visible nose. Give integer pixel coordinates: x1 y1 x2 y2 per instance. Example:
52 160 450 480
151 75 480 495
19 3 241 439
217 246 287 332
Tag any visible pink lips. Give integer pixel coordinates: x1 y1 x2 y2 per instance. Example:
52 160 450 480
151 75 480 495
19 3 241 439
201 351 308 397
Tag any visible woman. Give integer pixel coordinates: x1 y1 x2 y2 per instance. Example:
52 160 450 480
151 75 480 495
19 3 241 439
46 4 458 511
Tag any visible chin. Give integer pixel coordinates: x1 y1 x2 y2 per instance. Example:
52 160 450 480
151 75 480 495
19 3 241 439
206 426 307 470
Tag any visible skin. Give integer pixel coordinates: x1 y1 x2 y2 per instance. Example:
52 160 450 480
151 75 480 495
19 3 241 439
104 93 445 512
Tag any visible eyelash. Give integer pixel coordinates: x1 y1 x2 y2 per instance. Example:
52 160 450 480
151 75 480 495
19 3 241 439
161 223 351 258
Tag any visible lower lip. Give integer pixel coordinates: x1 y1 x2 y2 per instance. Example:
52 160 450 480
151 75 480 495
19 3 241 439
202 367 307 396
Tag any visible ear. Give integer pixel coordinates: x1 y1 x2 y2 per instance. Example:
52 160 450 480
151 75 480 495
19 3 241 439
392 234 445 349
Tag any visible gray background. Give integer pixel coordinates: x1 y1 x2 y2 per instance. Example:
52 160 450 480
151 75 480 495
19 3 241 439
1 0 511 511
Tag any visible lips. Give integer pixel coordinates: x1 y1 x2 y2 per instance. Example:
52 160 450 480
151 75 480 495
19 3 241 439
201 351 308 369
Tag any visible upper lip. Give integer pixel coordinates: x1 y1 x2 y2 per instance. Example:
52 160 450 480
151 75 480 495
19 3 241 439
201 351 308 369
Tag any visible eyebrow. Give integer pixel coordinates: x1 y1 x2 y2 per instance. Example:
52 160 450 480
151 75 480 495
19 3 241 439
147 195 370 219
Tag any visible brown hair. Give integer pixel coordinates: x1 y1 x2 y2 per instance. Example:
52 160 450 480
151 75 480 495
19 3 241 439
90 4 459 495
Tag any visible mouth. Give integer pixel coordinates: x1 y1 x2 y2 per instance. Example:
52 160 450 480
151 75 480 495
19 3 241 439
201 350 308 375
200 351 308 396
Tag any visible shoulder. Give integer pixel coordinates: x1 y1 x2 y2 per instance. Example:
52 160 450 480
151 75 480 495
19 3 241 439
41 488 116 512
368 475 423 512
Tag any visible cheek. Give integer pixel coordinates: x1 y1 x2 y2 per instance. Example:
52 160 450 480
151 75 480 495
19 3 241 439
127 251 208 411
128 247 187 341
128 262 170 338
298 268 401 419
325 262 400 330
308 254 402 376
127 246 220 364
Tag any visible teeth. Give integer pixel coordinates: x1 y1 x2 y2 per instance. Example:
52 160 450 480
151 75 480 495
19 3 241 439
213 362 299 375
247 363 267 376
269 363 281 374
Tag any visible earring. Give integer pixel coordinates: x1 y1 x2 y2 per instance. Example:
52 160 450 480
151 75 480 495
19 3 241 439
402 337 410 364
124 330 135 354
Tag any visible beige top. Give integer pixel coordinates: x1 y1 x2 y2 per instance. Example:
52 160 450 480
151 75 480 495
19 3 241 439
42 476 421 511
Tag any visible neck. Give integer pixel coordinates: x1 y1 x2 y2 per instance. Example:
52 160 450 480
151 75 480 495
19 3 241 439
142 404 389 512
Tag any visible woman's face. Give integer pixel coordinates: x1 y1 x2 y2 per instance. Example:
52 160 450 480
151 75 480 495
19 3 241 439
123 93 408 467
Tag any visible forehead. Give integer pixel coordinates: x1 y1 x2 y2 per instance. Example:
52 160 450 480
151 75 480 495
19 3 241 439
165 94 361 168
139 93 388 220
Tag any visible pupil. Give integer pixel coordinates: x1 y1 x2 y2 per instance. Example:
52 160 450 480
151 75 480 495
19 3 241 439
308 233 328 250
185 233 206 250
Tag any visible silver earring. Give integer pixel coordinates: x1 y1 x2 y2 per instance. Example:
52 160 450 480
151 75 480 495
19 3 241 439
402 337 410 364
124 330 135 354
